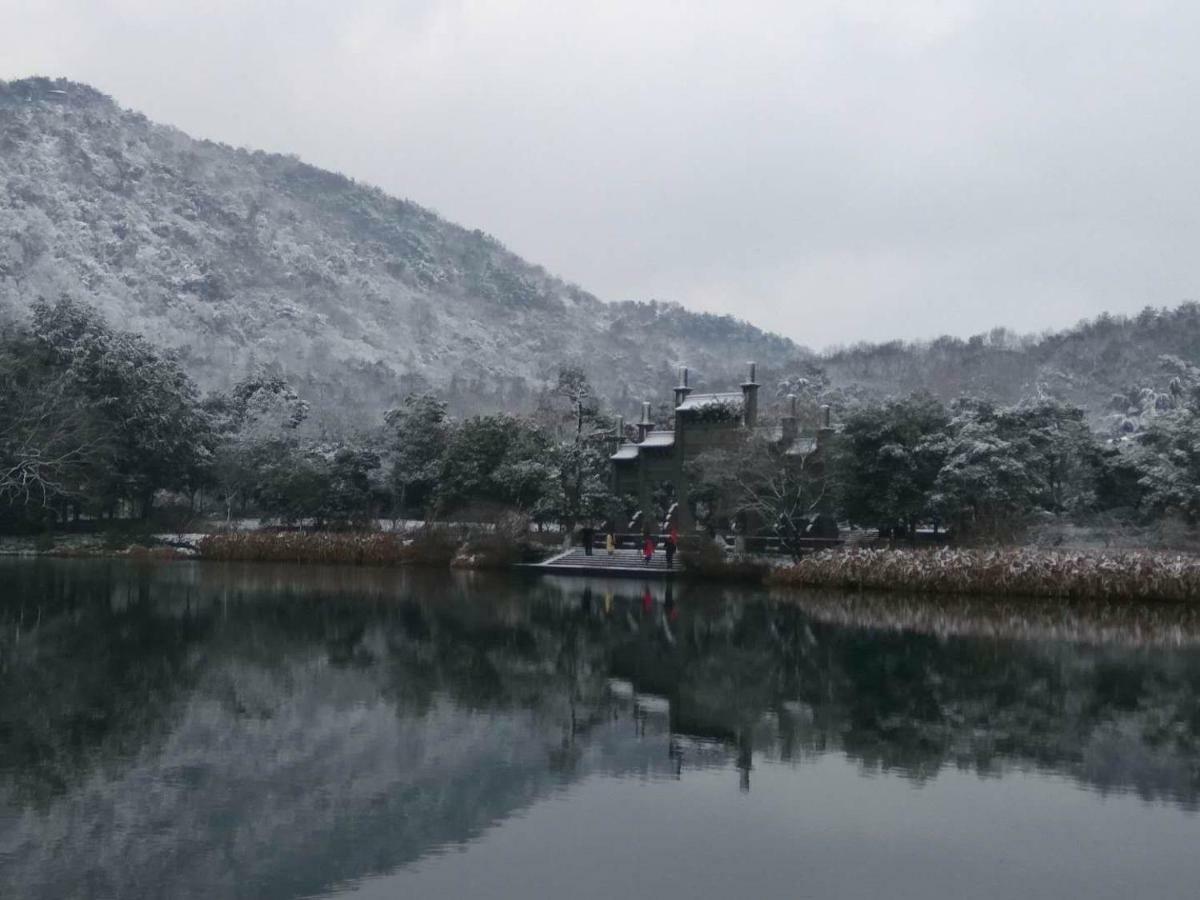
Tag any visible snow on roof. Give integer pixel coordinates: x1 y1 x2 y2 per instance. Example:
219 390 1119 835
610 443 640 461
675 391 744 412
639 431 675 448
786 437 819 457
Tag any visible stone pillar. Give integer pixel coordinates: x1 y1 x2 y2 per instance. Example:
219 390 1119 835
673 365 692 413
817 404 833 444
637 450 651 533
636 400 653 442
741 361 759 428
781 393 798 445
609 414 624 494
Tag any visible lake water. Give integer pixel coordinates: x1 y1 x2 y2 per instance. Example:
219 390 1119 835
2 559 1200 899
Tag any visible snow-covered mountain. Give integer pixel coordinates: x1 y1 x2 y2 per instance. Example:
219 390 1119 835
0 76 807 426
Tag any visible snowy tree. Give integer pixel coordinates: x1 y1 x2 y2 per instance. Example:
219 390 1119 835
836 394 948 535
383 392 449 517
203 369 309 521
0 326 112 516
28 296 214 516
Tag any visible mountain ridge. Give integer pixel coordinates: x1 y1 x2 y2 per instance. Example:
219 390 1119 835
4 75 1199 431
0 76 806 425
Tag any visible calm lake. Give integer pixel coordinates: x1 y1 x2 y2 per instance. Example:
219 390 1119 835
2 560 1200 899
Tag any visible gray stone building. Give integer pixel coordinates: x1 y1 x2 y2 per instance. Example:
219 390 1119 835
610 363 831 533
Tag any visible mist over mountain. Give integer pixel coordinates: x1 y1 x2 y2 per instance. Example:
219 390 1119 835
0 76 802 426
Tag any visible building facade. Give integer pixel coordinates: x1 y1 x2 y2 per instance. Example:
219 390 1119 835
610 363 832 533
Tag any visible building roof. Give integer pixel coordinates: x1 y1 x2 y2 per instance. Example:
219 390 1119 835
675 391 744 412
610 430 676 462
610 443 640 461
786 437 819 457
639 431 675 448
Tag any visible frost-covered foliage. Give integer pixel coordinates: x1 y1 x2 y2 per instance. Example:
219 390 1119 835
0 77 804 427
0 295 212 521
837 394 949 532
929 398 1098 534
821 388 1200 536
382 392 450 516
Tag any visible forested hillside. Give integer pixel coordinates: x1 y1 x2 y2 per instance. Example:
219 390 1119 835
820 306 1200 429
0 76 802 427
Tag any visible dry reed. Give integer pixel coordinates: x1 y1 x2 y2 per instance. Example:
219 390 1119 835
770 547 1200 602
196 529 460 567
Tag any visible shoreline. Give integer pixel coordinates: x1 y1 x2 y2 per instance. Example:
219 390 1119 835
770 547 1200 603
9 533 1200 604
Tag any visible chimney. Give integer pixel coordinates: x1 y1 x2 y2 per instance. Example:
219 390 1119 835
673 365 693 409
614 414 625 447
817 404 833 448
741 361 759 428
637 400 654 442
781 392 799 444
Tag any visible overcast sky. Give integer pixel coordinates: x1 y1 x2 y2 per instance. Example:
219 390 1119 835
4 0 1200 349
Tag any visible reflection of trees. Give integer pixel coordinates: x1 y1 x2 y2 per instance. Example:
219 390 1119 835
0 563 657 899
0 561 208 804
3 561 1200 899
606 589 1200 807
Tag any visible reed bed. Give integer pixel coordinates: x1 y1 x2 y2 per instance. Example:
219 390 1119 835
770 547 1200 603
197 529 460 567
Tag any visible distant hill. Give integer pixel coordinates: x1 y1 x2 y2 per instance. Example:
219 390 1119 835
819 305 1200 426
0 76 806 427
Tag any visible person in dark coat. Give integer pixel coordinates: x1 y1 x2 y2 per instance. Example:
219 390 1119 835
580 523 595 555
664 534 676 569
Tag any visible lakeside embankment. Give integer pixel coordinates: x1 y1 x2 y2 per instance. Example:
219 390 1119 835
11 530 1200 603
194 528 553 569
770 547 1200 603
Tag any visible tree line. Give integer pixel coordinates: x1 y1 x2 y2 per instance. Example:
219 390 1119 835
0 298 616 533
4 297 1200 542
689 366 1198 545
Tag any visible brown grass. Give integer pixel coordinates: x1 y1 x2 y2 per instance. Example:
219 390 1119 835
197 528 462 567
770 547 1200 602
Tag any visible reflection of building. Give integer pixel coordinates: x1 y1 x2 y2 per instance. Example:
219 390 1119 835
610 363 832 531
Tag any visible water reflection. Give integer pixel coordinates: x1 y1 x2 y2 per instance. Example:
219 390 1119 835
1 560 1199 899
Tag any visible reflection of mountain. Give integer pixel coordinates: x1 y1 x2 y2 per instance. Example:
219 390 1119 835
0 564 677 899
2 561 1200 898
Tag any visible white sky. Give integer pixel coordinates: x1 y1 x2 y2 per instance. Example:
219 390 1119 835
4 0 1200 349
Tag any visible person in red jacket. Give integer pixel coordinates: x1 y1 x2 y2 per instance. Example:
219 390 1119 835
642 533 655 565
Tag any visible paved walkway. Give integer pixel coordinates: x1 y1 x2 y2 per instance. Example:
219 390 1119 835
528 547 680 577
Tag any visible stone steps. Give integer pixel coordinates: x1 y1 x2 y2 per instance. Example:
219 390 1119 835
537 548 679 573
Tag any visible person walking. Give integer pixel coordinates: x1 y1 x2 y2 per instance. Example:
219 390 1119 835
642 533 655 566
605 529 616 556
664 533 677 569
581 523 595 556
